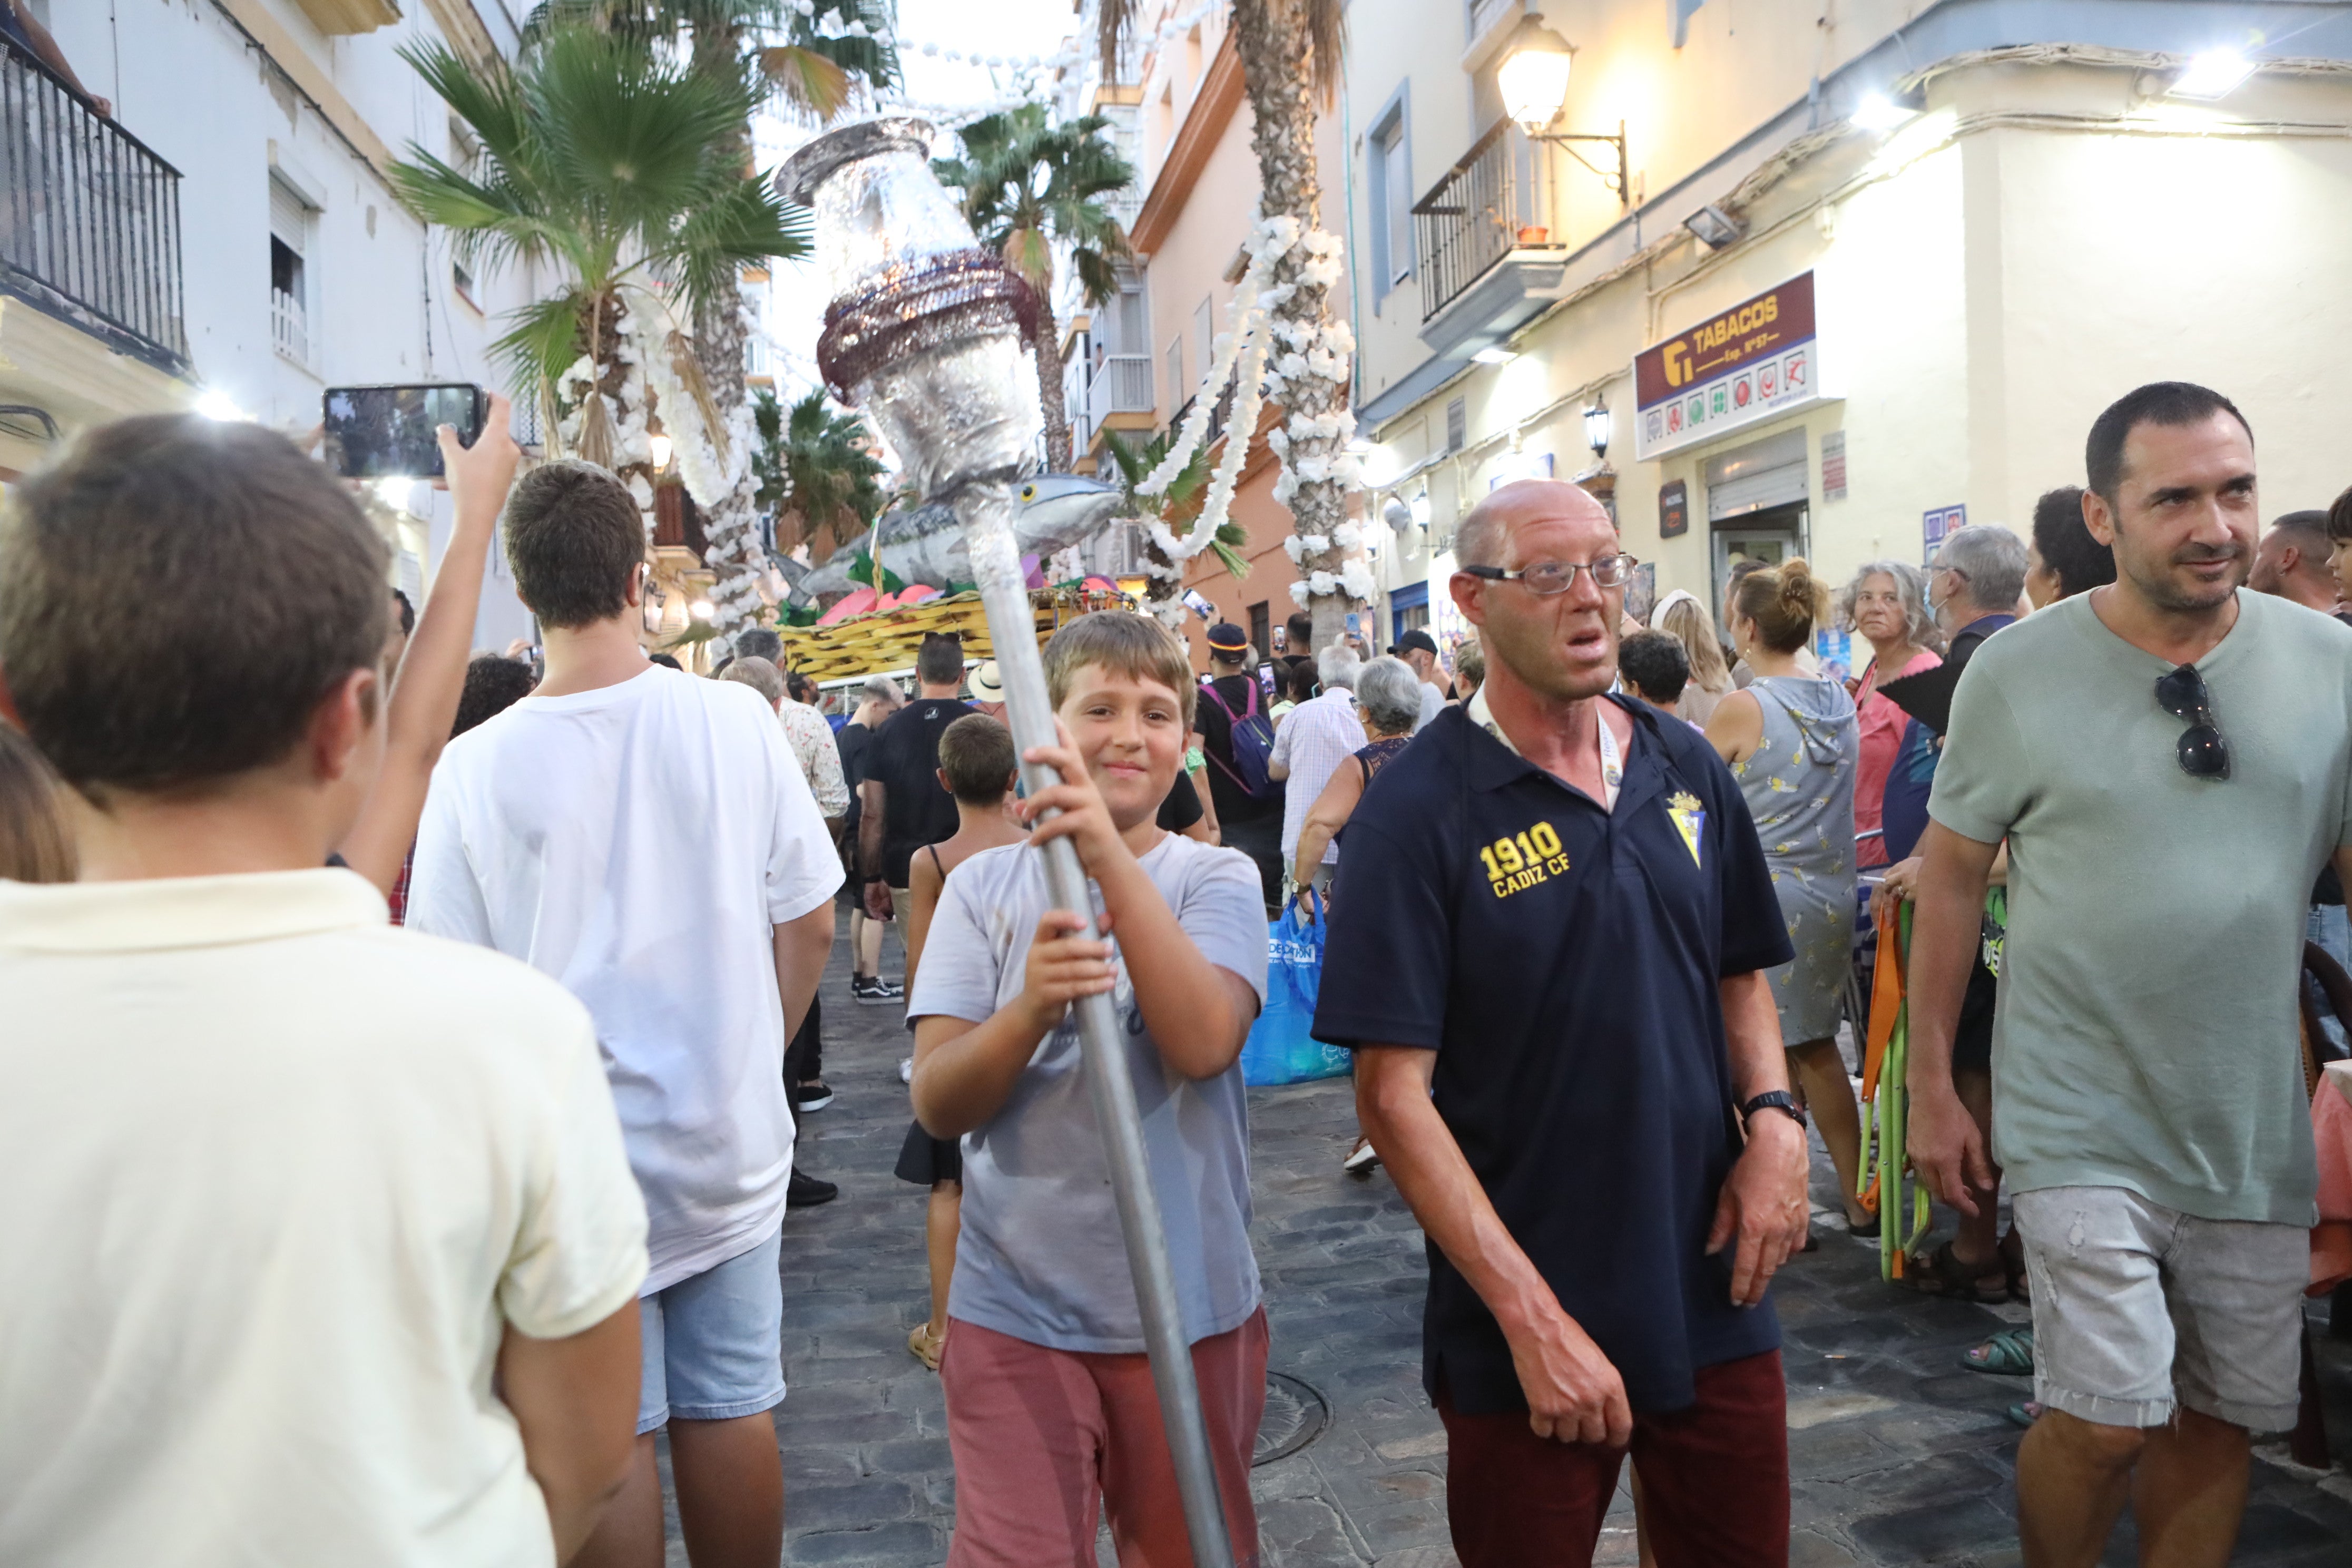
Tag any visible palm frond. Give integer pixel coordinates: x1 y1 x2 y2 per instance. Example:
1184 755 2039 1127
663 173 810 315
488 289 593 399
758 44 852 121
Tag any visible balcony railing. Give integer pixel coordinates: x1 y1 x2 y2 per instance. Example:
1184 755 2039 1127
1412 116 1543 324
270 289 308 367
0 36 189 372
1089 352 1153 417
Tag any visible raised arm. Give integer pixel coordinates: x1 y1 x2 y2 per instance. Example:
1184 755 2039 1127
1357 1044 1631 1445
338 396 520 894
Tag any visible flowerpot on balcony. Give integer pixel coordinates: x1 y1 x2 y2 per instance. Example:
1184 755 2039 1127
1516 225 1550 247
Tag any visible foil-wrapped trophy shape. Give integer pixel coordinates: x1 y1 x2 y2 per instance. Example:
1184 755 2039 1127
779 121 1237 1568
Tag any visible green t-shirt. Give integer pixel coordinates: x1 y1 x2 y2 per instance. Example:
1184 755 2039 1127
1928 590 2352 1225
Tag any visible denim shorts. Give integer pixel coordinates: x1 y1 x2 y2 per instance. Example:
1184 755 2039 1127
2014 1186 2306 1432
638 1226 787 1434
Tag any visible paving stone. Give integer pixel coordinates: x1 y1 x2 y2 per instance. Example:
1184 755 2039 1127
706 939 2352 1565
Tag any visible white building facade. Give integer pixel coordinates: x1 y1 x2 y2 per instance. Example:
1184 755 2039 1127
1342 0 2352 660
13 0 541 649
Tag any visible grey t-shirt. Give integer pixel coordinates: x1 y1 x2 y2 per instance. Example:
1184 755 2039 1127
908 833 1270 1351
1929 590 2352 1225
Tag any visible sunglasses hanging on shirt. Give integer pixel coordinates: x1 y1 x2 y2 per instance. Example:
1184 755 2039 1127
2155 663 2230 781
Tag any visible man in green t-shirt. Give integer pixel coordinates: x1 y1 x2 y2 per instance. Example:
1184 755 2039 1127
1905 381 2352 1568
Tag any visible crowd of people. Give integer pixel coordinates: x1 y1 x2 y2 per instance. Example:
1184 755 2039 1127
0 375 2345 1568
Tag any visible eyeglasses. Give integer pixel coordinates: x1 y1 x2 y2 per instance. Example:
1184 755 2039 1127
2155 663 2230 781
1460 553 1640 595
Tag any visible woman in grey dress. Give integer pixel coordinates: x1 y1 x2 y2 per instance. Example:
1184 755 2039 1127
1705 558 1867 1233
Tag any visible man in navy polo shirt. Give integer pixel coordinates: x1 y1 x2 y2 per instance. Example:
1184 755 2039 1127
1315 478 1811 1568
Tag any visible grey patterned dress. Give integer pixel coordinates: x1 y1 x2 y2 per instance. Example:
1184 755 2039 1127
1732 675 1859 1044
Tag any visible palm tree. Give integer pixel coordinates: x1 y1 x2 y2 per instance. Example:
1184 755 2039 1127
1101 426 1244 619
520 1 898 637
933 103 1135 473
1097 0 1355 650
751 387 889 563
389 27 807 524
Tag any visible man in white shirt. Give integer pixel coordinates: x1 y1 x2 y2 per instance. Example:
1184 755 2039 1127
1267 640 1367 900
0 411 646 1566
410 459 840 1568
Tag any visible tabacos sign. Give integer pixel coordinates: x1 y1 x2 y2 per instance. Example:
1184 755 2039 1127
1633 272 1822 461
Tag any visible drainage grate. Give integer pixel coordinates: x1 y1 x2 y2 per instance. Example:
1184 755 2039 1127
1253 1371 1330 1466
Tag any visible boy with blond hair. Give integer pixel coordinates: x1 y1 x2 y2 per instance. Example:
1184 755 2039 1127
908 613 1270 1565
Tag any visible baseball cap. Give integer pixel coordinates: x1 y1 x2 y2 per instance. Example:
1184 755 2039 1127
1206 622 1249 653
1391 629 1439 658
970 659 1005 702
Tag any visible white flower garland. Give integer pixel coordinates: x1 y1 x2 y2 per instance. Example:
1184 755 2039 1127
1133 212 1374 611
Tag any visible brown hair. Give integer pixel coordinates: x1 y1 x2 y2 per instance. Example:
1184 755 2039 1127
0 725 76 881
1732 558 1827 655
0 415 388 796
502 460 645 629
937 713 1017 805
2327 484 2352 545
1042 611 1196 727
916 631 965 687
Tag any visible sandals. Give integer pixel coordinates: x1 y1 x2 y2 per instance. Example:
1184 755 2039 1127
2000 1227 2031 1304
2003 1400 2044 1429
1903 1239 2011 1302
906 1321 945 1373
1963 1327 2035 1376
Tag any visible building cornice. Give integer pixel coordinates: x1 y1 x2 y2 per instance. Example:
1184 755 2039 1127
1130 30 1244 254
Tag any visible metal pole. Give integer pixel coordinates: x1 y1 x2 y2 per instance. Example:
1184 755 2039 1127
952 474 1239 1568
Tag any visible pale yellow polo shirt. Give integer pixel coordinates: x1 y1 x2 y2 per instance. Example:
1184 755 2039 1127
0 869 649 1566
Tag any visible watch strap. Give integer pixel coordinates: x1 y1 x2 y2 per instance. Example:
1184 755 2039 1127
1741 1090 1806 1129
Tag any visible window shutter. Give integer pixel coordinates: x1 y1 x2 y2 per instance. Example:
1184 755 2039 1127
269 180 309 254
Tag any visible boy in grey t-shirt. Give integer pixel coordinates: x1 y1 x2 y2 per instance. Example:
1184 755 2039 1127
1904 383 2352 1568
907 613 1268 1565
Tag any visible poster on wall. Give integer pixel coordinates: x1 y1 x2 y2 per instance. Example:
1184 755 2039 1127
1427 550 1468 661
1658 478 1689 538
1632 272 1827 462
1923 504 1967 563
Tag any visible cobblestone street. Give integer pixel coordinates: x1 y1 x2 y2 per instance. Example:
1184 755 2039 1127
695 939 2352 1566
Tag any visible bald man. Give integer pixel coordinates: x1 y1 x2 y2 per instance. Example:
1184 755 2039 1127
1315 479 1807 1567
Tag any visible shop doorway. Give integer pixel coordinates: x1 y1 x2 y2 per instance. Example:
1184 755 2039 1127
1712 502 1809 620
1702 426 1810 622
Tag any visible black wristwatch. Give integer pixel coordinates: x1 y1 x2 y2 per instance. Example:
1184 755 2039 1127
1740 1090 1807 1132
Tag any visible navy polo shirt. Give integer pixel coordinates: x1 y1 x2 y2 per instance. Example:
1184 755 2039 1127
1314 700 1793 1416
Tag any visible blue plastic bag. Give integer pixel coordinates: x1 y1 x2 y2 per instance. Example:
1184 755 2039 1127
1239 894 1353 1086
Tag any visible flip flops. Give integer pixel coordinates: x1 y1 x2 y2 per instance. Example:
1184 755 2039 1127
1963 1327 2035 1376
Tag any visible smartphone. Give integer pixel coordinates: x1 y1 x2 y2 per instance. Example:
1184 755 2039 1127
1181 588 1217 621
322 383 486 480
1258 662 1277 697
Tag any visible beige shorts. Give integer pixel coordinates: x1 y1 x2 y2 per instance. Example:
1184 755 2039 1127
2014 1185 2307 1432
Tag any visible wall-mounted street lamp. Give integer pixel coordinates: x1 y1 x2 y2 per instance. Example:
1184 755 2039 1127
1584 394 1613 463
1497 14 1630 209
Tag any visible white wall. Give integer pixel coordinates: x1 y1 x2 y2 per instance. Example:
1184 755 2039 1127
48 0 537 650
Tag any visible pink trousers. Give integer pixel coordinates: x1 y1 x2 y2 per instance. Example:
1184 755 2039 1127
940 1309 1268 1567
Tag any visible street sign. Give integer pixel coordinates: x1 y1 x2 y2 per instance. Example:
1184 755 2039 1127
1633 272 1823 462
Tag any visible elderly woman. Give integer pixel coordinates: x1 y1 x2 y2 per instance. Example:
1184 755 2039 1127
1837 560 1941 870
1291 655 1420 895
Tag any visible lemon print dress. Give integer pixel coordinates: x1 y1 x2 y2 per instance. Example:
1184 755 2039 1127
1732 675 1859 1044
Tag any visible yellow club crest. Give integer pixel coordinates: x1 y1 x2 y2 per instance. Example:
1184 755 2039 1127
1666 790 1706 868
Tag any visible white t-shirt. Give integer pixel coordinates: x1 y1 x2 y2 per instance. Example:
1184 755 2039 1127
410 664 842 1290
908 834 1269 1351
0 869 647 1567
1414 680 1446 732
